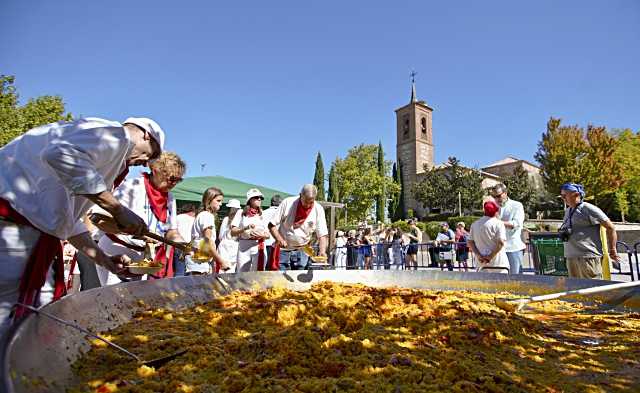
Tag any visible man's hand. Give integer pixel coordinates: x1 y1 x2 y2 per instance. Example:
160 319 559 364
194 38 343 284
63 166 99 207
113 206 147 235
103 254 142 278
277 238 288 249
610 251 622 270
219 259 232 271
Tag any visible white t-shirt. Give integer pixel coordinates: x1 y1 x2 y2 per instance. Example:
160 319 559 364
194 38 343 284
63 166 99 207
270 196 328 248
469 216 509 271
261 206 280 246
176 213 195 243
231 210 266 241
95 176 178 254
0 118 133 239
186 211 216 273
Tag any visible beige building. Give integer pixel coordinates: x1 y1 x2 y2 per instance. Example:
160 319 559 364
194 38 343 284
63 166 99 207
395 81 541 218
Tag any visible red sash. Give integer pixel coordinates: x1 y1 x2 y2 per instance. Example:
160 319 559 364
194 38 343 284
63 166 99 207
245 208 265 271
142 173 173 279
0 198 66 320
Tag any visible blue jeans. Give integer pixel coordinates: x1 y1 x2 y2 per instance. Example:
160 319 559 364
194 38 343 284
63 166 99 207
279 249 310 271
506 250 524 274
173 249 186 277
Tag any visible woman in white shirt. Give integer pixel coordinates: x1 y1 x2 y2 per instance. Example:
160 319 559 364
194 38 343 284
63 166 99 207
231 189 270 272
185 187 231 275
95 152 187 285
216 199 242 272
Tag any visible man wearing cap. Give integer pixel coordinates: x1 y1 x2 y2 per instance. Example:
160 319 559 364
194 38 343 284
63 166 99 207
268 184 328 270
468 201 510 273
0 116 164 333
560 183 620 279
490 183 526 274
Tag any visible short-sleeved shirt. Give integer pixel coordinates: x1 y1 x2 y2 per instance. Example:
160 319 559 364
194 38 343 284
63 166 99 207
230 210 266 241
435 229 455 250
270 196 328 248
469 216 509 269
0 118 133 239
562 202 610 258
498 198 526 252
186 211 216 273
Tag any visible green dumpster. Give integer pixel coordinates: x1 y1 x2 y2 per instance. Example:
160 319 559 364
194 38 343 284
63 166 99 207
533 239 568 276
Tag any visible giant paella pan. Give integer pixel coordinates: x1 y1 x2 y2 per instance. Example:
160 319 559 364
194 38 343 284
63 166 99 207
2 271 640 392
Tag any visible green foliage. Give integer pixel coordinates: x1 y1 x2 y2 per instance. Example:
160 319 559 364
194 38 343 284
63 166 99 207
313 152 325 201
412 157 484 214
332 144 400 223
0 75 72 147
501 166 537 217
388 163 400 221
534 118 624 210
376 141 385 223
394 163 406 221
612 128 640 221
327 163 340 203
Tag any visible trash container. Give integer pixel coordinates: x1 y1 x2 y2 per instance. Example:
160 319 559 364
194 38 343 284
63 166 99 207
533 238 568 276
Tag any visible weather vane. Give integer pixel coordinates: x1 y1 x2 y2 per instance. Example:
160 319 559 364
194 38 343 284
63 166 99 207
410 70 417 83
200 163 206 173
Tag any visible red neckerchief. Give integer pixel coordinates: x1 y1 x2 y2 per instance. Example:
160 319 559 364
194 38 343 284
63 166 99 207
141 173 174 279
0 198 66 320
143 172 168 223
245 208 265 271
293 199 313 227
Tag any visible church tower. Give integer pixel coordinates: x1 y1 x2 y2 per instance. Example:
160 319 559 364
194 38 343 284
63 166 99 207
395 73 434 216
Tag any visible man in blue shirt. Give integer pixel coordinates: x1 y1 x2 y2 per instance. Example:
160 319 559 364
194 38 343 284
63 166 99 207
491 183 526 274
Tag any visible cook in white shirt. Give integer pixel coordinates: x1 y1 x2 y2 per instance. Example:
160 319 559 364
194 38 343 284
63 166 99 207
0 117 164 334
94 152 186 285
490 183 526 274
268 184 328 270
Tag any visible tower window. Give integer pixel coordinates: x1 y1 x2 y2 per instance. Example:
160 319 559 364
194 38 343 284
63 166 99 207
403 115 409 137
421 117 427 134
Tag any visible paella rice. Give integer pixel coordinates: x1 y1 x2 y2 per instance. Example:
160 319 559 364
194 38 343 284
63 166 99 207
69 282 640 393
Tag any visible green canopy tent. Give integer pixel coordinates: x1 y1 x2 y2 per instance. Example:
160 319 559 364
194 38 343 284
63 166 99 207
171 176 292 209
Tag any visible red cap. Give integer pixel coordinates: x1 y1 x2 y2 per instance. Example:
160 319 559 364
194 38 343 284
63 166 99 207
483 201 500 217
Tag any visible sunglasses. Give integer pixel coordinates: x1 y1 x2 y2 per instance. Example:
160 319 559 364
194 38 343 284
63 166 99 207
167 175 183 184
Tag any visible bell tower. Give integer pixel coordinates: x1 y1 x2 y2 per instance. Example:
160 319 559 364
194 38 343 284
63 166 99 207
395 72 434 216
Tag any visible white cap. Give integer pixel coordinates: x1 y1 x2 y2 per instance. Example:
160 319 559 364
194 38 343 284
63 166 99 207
123 117 165 151
246 188 264 204
226 199 241 209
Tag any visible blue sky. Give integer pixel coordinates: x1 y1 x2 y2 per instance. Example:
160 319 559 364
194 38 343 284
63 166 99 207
2 1 639 194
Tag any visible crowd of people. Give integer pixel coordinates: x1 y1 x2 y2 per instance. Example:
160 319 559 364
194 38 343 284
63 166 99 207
0 116 623 340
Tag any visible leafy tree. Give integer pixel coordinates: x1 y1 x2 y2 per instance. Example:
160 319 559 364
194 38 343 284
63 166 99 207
412 157 484 214
501 166 538 216
332 144 399 223
312 152 325 201
376 141 385 223
388 163 400 220
534 117 624 209
395 163 406 221
0 75 72 147
612 128 640 221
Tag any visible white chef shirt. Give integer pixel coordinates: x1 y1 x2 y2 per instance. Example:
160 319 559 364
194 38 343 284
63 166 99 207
270 196 328 248
96 175 178 252
0 118 133 239
469 216 509 271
